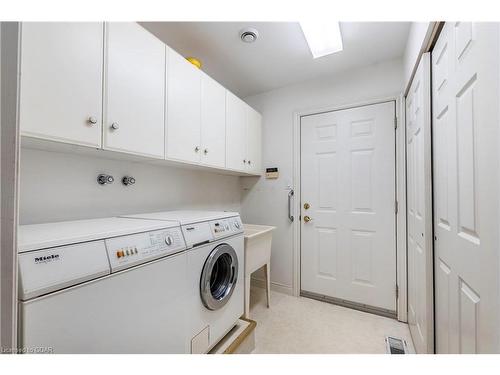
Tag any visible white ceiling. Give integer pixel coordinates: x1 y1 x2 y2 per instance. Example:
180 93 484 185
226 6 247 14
140 22 410 98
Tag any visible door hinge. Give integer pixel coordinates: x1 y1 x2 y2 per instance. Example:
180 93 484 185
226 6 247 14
395 201 398 214
395 285 399 299
394 117 398 129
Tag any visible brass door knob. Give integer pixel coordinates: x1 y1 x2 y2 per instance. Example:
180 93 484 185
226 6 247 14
304 203 310 209
303 215 312 223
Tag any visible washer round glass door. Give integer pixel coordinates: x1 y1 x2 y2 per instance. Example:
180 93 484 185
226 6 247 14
200 243 239 311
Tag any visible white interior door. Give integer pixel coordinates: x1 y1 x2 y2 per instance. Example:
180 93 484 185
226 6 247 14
406 53 434 353
432 22 500 353
300 101 397 313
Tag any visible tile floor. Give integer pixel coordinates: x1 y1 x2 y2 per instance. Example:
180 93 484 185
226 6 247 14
249 286 415 354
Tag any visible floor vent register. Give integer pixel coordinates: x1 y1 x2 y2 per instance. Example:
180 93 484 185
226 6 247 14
385 336 409 354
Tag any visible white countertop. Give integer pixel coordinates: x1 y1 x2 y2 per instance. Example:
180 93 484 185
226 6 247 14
121 210 240 225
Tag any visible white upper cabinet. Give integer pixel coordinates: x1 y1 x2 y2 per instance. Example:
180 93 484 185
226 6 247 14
167 49 202 163
246 106 262 174
225 91 247 171
19 22 261 176
225 92 262 174
20 23 104 148
104 23 165 159
200 72 226 168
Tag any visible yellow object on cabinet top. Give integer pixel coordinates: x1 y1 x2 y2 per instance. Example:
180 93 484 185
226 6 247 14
186 57 202 69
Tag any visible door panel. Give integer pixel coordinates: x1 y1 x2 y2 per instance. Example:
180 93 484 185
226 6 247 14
301 101 396 312
104 23 165 158
167 49 202 163
246 107 262 174
200 73 226 168
435 259 451 353
20 23 103 147
406 53 434 353
225 91 247 171
432 22 499 353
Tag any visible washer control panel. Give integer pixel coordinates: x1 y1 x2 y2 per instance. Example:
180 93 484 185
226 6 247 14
210 216 243 240
105 227 185 272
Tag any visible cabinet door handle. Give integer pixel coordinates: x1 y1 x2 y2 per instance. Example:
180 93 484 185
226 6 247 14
110 122 119 130
243 159 246 164
87 116 97 126
204 148 208 154
248 160 251 165
195 146 200 152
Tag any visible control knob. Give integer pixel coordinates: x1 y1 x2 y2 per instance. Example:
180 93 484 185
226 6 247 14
164 235 174 246
234 220 241 229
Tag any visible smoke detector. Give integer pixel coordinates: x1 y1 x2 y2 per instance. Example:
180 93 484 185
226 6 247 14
240 27 259 43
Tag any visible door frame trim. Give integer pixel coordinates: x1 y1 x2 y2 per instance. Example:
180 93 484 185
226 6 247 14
1 22 21 351
292 95 408 322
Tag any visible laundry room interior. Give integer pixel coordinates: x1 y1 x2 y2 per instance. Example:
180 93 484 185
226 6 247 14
1 2 500 370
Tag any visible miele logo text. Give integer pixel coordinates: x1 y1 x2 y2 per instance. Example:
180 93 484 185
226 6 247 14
34 254 60 264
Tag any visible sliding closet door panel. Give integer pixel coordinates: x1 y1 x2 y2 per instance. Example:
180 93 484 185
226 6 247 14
432 22 500 353
406 53 433 354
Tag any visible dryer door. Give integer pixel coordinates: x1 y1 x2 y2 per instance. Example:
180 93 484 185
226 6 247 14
200 243 239 311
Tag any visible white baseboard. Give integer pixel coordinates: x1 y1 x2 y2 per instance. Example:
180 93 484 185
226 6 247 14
250 278 293 296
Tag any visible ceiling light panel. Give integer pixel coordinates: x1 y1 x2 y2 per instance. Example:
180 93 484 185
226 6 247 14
299 21 343 59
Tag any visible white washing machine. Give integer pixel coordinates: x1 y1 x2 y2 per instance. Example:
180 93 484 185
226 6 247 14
17 217 189 353
122 211 244 353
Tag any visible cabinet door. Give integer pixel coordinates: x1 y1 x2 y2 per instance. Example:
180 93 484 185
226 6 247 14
225 91 247 171
246 106 262 175
200 73 226 168
20 23 104 147
167 49 202 163
104 23 165 158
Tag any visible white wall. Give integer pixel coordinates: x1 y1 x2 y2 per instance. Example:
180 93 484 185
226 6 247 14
19 148 242 224
403 22 433 91
241 58 404 293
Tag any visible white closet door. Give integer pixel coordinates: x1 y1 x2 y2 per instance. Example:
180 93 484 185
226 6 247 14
20 23 103 147
406 53 434 354
104 23 165 159
200 72 226 168
300 102 396 312
432 22 500 353
167 49 202 163
225 91 247 171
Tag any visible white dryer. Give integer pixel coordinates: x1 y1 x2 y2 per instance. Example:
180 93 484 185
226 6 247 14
122 211 244 353
17 217 189 353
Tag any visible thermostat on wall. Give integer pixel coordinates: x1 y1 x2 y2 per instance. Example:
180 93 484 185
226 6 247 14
265 167 279 179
